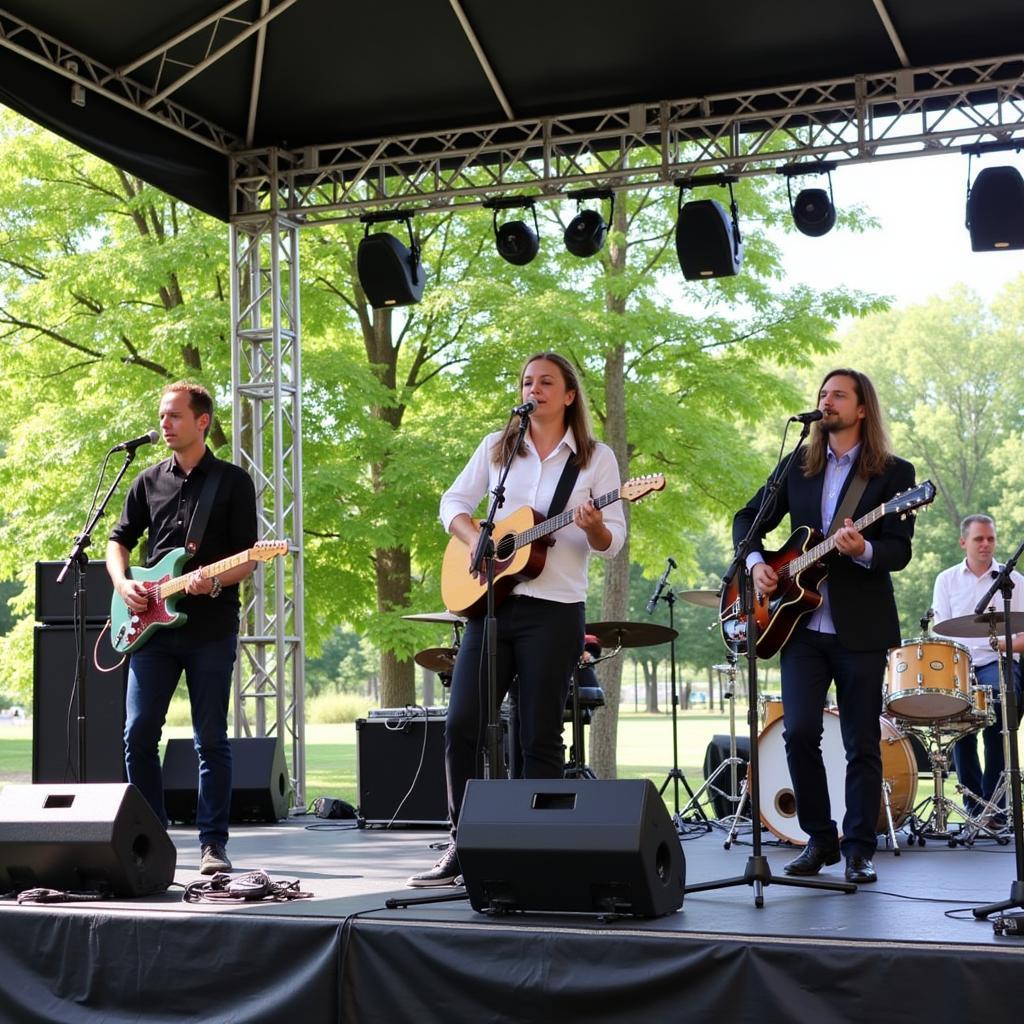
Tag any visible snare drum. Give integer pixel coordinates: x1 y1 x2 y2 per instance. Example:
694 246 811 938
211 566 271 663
757 710 918 844
884 637 972 721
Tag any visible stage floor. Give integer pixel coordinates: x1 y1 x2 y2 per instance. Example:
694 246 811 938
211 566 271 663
3 814 1023 1022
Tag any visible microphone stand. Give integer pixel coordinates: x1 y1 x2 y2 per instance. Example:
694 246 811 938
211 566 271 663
971 535 1024 919
467 411 531 781
56 448 139 782
386 411 530 914
684 419 855 907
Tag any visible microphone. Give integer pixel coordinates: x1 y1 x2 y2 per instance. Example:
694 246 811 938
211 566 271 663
919 607 934 632
646 556 677 614
511 400 536 417
111 430 159 453
789 409 824 424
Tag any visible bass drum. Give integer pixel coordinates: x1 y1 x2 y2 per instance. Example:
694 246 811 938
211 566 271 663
757 709 918 845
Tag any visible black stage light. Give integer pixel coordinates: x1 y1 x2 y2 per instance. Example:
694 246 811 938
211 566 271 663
356 214 425 308
563 190 614 258
564 208 606 257
781 162 837 238
675 180 743 280
491 200 540 266
966 165 1024 251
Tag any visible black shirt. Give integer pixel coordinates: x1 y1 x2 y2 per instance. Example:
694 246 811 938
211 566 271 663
109 448 258 641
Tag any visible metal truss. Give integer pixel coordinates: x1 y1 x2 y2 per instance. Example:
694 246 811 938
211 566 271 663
0 6 242 152
229 53 1024 223
229 189 306 809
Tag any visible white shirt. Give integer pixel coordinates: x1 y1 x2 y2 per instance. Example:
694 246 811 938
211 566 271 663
931 559 1024 668
439 428 626 604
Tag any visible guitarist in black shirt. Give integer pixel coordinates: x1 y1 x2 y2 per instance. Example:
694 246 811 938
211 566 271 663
107 381 257 875
733 368 916 884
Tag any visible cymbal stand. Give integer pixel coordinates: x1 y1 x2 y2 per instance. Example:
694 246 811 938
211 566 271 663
971 538 1024 920
680 657 750 833
685 417 855 906
651 588 709 831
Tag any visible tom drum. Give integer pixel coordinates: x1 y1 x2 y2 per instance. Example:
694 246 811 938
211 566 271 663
884 637 972 721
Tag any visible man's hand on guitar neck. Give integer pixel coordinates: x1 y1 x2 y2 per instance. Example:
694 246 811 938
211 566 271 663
833 517 867 559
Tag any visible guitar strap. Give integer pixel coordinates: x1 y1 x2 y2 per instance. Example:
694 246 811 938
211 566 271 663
546 456 581 518
825 471 868 539
184 456 226 556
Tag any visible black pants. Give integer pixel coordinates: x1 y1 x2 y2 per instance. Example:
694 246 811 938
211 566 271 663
445 596 584 829
779 624 886 857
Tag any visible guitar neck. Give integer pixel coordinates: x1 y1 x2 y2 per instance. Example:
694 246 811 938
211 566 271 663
158 550 254 600
515 489 620 550
783 504 885 579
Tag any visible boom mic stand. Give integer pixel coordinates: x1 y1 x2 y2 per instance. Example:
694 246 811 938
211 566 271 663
684 419 855 907
56 447 140 782
971 535 1024 920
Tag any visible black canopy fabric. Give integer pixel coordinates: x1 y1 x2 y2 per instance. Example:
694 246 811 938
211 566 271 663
0 1 1022 220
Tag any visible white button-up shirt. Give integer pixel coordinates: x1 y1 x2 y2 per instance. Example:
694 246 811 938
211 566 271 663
439 428 626 604
931 559 1024 668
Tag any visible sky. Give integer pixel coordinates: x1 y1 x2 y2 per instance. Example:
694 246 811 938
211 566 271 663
772 149 1024 311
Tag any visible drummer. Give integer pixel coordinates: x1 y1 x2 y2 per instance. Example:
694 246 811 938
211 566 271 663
931 514 1024 820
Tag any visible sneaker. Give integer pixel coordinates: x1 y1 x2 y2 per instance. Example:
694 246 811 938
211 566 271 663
200 844 232 875
406 845 460 888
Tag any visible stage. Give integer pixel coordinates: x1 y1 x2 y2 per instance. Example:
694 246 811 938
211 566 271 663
0 813 1022 1024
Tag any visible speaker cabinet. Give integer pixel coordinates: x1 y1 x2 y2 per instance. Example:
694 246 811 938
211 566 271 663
162 737 291 823
356 232 425 308
702 734 751 819
0 783 176 896
34 560 115 624
356 712 448 825
33 624 128 784
675 198 743 279
456 778 684 917
967 165 1024 251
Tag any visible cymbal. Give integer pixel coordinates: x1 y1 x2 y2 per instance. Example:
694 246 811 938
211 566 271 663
414 647 458 673
679 589 721 609
933 611 1024 638
586 620 678 649
402 610 466 625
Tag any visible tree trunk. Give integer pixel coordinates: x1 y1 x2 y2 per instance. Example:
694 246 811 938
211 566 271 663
375 544 414 707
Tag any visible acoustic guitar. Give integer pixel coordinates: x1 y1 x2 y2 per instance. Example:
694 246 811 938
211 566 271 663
441 475 665 618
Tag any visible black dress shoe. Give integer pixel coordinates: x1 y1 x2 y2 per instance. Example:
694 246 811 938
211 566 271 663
845 854 877 884
784 842 841 876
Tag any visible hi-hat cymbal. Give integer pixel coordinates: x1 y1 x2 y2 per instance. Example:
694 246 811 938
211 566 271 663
402 610 466 625
679 590 721 609
586 621 678 649
414 647 458 673
933 611 1024 638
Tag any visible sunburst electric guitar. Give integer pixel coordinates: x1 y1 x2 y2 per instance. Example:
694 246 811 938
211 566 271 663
109 540 288 654
441 475 665 618
719 480 935 658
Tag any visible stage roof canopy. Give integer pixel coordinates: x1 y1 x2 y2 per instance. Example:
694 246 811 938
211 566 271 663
1 1 1022 220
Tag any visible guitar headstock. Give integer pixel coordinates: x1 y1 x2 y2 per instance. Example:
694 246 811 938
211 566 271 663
251 539 289 561
621 474 666 502
886 480 936 520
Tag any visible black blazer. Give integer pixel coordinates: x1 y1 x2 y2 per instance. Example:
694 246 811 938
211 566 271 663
733 451 917 652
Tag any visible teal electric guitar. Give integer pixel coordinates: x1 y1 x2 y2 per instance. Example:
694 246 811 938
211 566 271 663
109 540 288 654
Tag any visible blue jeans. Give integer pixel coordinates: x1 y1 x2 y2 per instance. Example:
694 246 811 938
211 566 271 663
953 660 1022 812
124 630 238 847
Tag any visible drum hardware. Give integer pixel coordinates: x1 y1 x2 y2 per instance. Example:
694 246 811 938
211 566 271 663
407 613 465 690
401 610 467 625
932 610 1024 638
563 633 606 780
682 656 751 839
413 647 458 674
